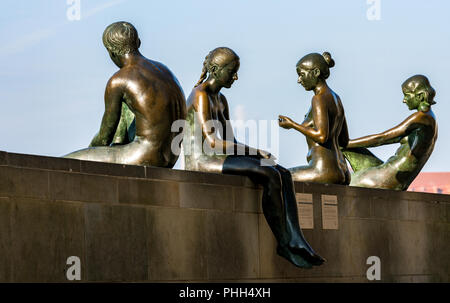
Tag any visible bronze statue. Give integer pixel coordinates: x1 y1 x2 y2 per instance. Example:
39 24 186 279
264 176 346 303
183 47 324 268
65 21 186 167
278 52 350 185
343 75 438 190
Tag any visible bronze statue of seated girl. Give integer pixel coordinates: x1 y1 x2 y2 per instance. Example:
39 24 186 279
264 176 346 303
343 75 437 190
183 47 324 268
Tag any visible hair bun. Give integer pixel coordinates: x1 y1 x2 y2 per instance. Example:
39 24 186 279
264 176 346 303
322 52 335 68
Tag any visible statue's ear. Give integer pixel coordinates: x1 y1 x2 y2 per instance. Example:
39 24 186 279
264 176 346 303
137 38 141 48
313 67 321 78
417 91 426 102
210 65 218 77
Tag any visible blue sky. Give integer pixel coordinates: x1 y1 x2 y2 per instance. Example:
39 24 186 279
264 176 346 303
0 0 449 171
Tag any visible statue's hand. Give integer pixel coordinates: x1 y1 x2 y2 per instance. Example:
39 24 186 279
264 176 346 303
346 140 355 149
257 149 276 160
278 115 294 129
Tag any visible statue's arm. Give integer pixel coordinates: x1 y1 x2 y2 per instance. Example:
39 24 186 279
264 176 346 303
219 94 272 158
196 92 259 156
90 79 123 147
219 94 237 143
347 113 418 148
339 117 349 148
290 96 329 144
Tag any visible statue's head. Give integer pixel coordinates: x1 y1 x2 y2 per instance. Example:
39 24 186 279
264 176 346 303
102 21 141 67
195 47 240 89
402 75 436 112
296 52 335 91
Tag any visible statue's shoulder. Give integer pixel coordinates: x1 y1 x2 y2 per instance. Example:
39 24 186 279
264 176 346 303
105 70 126 89
405 111 436 129
191 85 208 99
187 85 209 110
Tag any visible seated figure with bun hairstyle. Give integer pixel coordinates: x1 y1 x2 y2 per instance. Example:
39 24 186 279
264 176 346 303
279 52 351 185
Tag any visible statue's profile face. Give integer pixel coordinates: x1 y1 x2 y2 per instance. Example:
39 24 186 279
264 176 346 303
214 59 240 89
402 84 423 110
296 66 318 91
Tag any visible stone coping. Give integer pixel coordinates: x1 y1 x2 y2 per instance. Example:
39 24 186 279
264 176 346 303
1 150 449 203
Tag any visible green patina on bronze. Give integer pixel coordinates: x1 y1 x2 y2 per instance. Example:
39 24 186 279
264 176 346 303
343 75 438 191
111 103 135 145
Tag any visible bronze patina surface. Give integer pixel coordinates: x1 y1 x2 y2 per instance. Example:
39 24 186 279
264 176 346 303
65 21 186 167
279 52 350 185
343 75 438 190
183 47 324 268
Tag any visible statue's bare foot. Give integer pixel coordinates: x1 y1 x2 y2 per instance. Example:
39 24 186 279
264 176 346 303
276 245 313 268
287 245 326 266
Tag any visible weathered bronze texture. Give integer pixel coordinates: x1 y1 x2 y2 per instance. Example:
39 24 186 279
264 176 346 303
343 75 438 190
279 52 350 185
183 47 324 268
65 22 186 167
111 103 135 146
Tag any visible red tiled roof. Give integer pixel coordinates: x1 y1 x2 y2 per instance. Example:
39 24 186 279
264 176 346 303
408 172 450 194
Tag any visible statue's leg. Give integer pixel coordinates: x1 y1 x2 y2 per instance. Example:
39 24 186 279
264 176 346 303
222 156 323 268
342 147 384 173
64 146 118 163
289 165 322 183
64 140 140 164
275 165 325 265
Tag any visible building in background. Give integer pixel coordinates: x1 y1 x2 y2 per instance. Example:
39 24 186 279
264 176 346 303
408 172 450 194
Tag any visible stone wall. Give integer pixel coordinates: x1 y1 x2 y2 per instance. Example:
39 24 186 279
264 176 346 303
0 151 449 282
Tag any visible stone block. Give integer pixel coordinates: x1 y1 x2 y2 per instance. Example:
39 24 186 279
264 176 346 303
7 153 81 173
179 183 233 211
371 197 409 220
9 198 85 282
146 207 207 281
259 214 320 279
0 197 12 282
426 222 450 281
146 166 253 187
49 171 117 203
302 182 348 196
447 203 450 223
80 160 145 178
0 166 49 199
339 195 371 218
0 151 8 166
84 203 148 281
383 220 431 276
118 178 179 207
233 186 262 213
408 200 446 222
205 211 259 280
